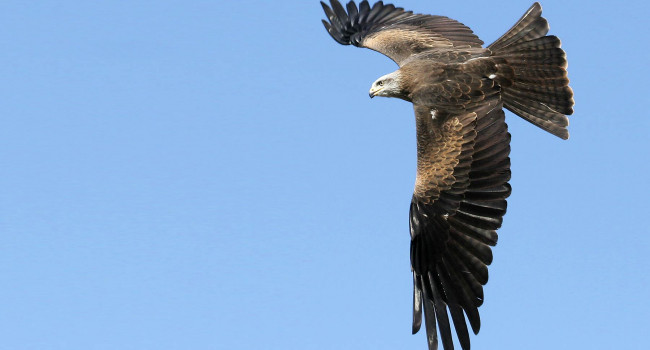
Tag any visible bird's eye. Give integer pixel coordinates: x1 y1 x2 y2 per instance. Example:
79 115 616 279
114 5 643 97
378 81 384 86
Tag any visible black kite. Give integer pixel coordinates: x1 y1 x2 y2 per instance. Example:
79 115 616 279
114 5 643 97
321 1 574 350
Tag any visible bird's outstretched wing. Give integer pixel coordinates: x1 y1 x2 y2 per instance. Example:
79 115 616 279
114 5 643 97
321 0 483 65
410 98 511 350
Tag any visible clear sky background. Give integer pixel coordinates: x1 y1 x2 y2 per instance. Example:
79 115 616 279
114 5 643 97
1 1 648 349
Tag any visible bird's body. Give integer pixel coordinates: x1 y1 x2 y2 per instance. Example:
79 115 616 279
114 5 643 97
321 2 573 350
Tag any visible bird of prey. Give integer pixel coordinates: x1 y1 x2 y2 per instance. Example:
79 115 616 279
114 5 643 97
321 1 574 349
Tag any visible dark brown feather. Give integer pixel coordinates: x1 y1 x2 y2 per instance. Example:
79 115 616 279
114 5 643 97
321 3 574 350
321 0 482 65
488 3 574 138
410 99 510 350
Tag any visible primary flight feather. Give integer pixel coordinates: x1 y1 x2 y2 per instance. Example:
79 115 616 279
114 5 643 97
321 1 574 350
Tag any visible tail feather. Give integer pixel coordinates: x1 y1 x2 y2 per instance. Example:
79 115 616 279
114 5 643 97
489 2 574 139
503 93 569 126
499 48 567 65
489 3 548 51
505 35 561 51
503 85 573 114
504 99 570 139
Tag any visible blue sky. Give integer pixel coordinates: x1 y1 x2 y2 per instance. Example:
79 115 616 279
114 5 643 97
1 1 648 349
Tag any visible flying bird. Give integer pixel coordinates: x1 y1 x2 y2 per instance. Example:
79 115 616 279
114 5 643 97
320 1 574 349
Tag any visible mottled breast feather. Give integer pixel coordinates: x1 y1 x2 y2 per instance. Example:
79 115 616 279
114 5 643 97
413 106 476 206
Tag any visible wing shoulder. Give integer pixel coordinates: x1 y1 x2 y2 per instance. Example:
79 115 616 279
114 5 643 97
321 0 483 65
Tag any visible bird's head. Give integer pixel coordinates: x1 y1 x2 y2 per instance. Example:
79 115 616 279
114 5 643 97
369 71 405 100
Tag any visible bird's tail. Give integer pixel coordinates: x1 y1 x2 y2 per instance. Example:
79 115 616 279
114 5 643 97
488 2 574 139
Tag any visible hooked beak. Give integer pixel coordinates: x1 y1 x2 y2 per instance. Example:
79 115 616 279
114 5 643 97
369 87 381 98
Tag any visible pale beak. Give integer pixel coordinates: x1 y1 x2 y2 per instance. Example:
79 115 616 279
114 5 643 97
369 87 381 98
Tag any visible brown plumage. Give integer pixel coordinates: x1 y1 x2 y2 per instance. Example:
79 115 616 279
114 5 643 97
321 1 573 349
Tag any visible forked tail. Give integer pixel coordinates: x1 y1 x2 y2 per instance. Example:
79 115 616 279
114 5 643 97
489 2 574 139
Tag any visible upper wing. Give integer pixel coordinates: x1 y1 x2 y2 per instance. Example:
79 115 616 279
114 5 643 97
410 99 511 350
321 0 483 66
